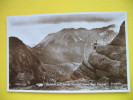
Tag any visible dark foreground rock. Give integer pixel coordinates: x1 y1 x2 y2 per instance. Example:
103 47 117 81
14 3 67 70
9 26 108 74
110 21 126 46
96 45 126 61
89 52 121 72
9 37 44 87
96 70 110 78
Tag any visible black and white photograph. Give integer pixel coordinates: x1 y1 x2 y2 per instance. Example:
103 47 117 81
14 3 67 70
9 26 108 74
7 12 130 93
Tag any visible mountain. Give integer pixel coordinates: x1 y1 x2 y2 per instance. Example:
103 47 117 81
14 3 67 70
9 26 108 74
9 37 44 87
33 25 117 65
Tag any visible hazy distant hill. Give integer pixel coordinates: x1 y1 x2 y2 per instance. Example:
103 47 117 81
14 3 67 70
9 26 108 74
33 25 117 64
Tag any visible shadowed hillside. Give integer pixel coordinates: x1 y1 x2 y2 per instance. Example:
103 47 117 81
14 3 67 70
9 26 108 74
9 37 44 87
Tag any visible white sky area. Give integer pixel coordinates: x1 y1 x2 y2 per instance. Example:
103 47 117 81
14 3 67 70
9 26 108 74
7 12 126 46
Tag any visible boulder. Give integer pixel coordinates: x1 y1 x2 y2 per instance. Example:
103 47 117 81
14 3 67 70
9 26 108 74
71 70 84 80
79 65 96 80
96 45 126 61
109 64 120 78
88 52 121 72
96 69 110 78
82 60 95 72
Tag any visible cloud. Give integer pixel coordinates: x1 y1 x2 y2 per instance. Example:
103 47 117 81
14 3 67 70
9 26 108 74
9 13 121 26
37 14 114 24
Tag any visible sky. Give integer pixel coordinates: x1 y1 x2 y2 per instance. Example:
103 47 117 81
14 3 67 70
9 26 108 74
7 12 126 46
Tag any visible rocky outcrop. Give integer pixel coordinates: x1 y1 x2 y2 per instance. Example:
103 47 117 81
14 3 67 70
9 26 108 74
71 21 127 84
110 21 126 46
89 53 121 72
96 45 126 61
9 37 44 87
71 60 97 80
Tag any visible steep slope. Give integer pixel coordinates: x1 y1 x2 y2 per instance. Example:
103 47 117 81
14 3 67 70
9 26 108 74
33 25 117 65
9 37 44 87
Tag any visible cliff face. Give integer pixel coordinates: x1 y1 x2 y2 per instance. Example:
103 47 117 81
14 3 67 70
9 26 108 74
9 37 44 87
110 21 126 46
71 21 127 83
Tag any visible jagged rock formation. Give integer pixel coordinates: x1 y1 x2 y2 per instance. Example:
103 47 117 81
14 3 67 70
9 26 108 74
9 37 44 87
110 21 125 46
33 25 116 65
71 21 127 83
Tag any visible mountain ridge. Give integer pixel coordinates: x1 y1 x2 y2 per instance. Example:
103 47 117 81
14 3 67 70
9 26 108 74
33 24 117 65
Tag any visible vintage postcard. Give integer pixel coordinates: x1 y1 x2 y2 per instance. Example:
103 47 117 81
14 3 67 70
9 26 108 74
7 12 130 93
